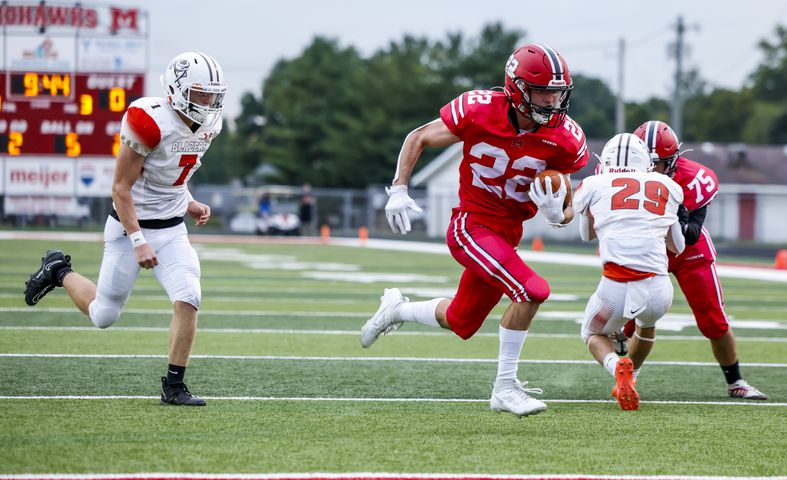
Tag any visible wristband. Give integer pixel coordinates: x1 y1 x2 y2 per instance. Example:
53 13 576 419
129 230 147 248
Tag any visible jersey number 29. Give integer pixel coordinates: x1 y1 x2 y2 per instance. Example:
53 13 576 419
610 178 669 215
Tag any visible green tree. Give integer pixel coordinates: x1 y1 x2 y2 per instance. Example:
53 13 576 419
750 25 787 103
569 74 616 138
624 98 671 134
683 88 754 142
245 24 527 187
258 37 363 186
194 124 236 184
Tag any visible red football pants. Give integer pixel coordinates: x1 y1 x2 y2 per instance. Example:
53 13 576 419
444 211 550 339
672 260 730 339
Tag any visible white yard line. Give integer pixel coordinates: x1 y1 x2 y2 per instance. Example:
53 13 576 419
3 325 787 343
1 353 785 368
0 395 784 408
3 307 787 331
0 307 369 317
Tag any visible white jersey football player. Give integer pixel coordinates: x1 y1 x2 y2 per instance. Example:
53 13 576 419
24 52 227 406
572 133 685 410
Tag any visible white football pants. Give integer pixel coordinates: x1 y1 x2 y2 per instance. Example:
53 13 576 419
88 216 201 329
580 275 673 342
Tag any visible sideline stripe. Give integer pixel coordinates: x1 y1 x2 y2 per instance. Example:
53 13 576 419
1 353 785 368
3 230 786 283
0 395 784 407
5 308 786 331
0 307 369 317
0 474 785 480
1 325 786 343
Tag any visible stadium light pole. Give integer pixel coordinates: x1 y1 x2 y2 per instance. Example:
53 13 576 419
670 16 686 139
615 37 626 133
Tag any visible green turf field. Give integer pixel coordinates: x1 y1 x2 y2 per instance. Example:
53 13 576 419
0 237 785 476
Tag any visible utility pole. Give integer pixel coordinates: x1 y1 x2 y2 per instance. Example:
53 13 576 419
670 16 686 138
615 37 626 133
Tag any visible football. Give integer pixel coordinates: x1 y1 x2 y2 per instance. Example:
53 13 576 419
535 169 572 207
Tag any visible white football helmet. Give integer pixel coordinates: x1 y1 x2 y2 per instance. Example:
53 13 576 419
161 51 227 127
597 133 654 174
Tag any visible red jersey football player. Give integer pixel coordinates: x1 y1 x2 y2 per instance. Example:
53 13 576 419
360 43 589 417
622 121 767 400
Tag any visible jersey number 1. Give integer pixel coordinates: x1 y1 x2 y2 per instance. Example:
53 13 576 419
610 178 669 215
173 154 198 186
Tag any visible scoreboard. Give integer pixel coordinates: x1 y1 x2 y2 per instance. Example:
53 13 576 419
0 71 144 157
0 1 148 205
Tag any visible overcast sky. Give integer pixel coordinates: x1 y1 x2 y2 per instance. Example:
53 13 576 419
112 0 787 121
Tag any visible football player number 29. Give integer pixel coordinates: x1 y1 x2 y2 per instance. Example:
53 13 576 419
611 178 669 215
173 154 198 186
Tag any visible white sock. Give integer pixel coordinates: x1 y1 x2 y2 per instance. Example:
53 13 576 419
398 298 444 328
603 352 619 377
494 326 528 390
633 368 641 379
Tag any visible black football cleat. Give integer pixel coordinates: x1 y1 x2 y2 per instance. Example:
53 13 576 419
160 377 206 406
24 249 72 306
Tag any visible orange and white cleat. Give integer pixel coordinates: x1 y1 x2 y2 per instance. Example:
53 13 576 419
613 357 639 411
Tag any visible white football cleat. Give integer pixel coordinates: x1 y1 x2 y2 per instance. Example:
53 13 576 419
728 380 768 400
360 288 407 348
490 379 547 417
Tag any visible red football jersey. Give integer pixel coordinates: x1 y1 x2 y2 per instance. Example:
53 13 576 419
668 156 719 268
671 157 719 211
440 90 588 222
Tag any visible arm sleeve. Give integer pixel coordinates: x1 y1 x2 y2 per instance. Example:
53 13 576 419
684 205 707 245
668 221 686 254
579 213 593 242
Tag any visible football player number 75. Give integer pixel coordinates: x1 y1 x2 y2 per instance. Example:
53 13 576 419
172 154 198 186
610 178 669 215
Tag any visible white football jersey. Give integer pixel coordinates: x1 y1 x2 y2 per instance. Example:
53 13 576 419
574 171 684 275
119 97 222 220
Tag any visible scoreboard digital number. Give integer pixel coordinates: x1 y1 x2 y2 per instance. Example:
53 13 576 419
10 72 72 98
0 72 145 157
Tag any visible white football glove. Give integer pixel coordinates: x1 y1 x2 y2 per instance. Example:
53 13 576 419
385 185 423 234
529 175 567 226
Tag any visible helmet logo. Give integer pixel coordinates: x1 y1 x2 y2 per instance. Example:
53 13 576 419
172 59 190 88
505 55 519 79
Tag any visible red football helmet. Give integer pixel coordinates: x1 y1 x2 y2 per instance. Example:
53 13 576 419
634 120 680 177
504 43 573 128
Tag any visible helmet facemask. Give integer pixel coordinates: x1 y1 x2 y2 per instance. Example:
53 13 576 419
652 152 679 177
516 81 572 127
182 84 226 126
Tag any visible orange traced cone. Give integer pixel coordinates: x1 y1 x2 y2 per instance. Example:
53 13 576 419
320 224 330 243
358 226 369 246
775 250 787 270
531 236 544 251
